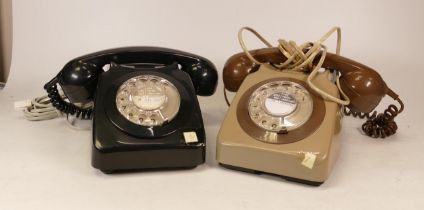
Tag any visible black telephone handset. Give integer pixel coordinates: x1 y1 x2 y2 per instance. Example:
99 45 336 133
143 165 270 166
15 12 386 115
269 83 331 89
45 47 217 118
45 47 218 173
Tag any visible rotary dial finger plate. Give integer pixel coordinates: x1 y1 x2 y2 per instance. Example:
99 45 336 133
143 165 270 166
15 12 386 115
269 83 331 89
248 81 313 133
116 75 180 127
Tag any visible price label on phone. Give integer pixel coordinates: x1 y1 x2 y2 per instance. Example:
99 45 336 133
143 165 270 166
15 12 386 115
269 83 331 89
301 152 317 169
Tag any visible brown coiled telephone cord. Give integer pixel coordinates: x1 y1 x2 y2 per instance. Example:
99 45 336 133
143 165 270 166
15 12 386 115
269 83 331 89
343 97 404 138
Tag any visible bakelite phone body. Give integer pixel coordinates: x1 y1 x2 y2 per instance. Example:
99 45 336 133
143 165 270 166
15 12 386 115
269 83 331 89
217 47 402 185
45 47 218 173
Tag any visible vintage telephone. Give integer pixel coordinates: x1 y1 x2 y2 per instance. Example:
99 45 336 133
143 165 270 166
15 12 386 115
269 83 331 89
44 47 218 173
216 27 404 185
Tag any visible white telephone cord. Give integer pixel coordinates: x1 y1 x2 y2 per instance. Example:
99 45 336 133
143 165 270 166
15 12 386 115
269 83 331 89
238 26 350 106
19 94 63 121
16 93 92 130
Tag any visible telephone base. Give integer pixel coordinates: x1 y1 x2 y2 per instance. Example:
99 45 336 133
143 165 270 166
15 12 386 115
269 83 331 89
219 163 323 186
216 69 342 185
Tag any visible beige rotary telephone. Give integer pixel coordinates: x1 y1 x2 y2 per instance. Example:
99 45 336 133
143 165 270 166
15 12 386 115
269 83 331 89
216 27 404 185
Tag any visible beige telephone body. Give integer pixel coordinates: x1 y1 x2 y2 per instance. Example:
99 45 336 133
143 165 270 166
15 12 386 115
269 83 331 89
217 27 404 185
217 64 342 186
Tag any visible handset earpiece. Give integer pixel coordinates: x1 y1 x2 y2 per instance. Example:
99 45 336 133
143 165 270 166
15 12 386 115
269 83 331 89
43 61 102 119
323 54 404 138
180 59 218 96
57 61 103 103
323 53 389 113
85 46 219 96
223 48 284 92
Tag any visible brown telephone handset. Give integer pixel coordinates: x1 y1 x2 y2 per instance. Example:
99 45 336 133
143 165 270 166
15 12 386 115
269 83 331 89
223 35 404 138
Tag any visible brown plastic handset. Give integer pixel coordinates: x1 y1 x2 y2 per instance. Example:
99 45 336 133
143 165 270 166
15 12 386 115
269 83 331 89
223 47 398 114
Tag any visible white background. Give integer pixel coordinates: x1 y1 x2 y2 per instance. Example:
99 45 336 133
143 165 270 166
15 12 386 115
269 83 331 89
1 0 424 209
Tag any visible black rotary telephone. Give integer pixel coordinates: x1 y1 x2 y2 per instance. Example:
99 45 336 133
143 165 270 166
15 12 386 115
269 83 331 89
44 47 218 173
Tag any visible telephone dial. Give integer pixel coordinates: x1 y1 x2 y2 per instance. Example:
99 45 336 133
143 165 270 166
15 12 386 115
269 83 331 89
217 27 404 185
44 47 218 173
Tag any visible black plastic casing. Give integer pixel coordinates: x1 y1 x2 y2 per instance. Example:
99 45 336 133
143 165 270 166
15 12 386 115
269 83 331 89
92 64 205 173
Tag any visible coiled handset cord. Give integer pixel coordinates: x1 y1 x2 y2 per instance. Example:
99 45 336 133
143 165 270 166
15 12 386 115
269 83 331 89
44 78 93 119
236 26 404 138
344 93 404 138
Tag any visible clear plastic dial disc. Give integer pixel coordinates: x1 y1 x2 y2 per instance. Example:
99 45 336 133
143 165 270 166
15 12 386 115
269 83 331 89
116 75 180 126
248 81 313 133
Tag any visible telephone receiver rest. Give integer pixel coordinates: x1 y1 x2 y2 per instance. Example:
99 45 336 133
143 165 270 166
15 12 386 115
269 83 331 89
51 47 218 104
223 47 396 113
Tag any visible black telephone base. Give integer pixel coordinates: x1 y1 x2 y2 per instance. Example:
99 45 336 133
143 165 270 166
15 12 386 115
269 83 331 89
219 163 323 186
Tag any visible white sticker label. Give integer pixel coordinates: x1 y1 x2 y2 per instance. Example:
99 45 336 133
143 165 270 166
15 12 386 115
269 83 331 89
264 92 297 116
183 132 198 143
301 152 317 169
133 95 166 110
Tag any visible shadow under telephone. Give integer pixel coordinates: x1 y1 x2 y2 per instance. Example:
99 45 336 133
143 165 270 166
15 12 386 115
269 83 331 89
44 47 218 173
217 27 404 185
